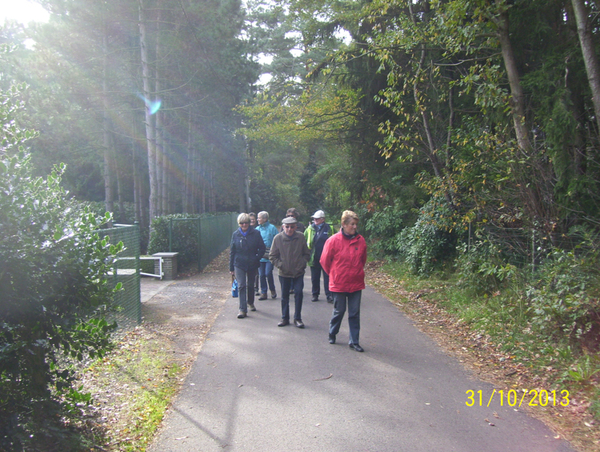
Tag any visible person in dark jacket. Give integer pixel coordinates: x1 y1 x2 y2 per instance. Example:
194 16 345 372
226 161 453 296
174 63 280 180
305 210 332 302
249 212 260 295
269 216 310 328
320 210 367 352
279 207 305 233
230 213 266 319
256 211 279 300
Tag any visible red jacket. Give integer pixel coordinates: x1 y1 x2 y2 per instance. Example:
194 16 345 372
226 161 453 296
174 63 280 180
320 231 367 293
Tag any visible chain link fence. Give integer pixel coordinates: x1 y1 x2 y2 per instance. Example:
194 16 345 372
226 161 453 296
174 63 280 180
96 213 237 330
197 214 238 268
156 213 238 270
99 223 141 328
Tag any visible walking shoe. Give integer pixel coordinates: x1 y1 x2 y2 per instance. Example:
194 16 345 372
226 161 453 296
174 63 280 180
294 319 305 328
278 319 289 327
327 296 334 303
258 293 268 300
329 333 336 344
349 343 364 352
271 290 277 299
237 311 246 319
248 303 256 311
311 295 318 302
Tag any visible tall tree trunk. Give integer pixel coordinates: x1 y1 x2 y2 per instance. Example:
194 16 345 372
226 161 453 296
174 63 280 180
571 0 600 134
132 137 141 224
116 162 124 223
210 168 217 213
184 107 195 213
408 1 453 207
201 163 206 213
155 4 166 216
161 128 169 214
139 0 158 221
494 1 553 226
495 1 531 154
102 32 114 222
200 166 205 213
156 113 163 216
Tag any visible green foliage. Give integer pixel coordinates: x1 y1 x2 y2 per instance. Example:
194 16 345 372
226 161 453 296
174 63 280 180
0 153 121 449
399 199 457 276
140 255 155 274
527 232 600 342
249 178 285 220
84 200 137 225
147 213 231 268
364 202 409 256
0 86 122 448
299 151 325 215
456 238 518 296
566 354 600 384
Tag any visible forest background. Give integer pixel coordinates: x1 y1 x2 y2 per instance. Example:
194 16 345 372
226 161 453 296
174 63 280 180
2 0 600 449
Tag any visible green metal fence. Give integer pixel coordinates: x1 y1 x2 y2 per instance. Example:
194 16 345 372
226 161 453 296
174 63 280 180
166 213 238 270
198 213 238 268
99 223 141 328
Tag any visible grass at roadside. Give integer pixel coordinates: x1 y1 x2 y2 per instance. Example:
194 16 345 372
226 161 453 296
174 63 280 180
78 326 188 451
366 259 600 452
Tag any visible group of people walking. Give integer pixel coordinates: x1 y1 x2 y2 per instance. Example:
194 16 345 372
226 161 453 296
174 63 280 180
229 208 368 352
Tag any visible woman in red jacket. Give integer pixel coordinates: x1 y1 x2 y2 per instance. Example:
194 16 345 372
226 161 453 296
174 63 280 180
320 210 368 352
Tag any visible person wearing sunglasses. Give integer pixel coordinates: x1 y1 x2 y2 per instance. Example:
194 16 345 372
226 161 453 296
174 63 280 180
269 216 310 328
279 207 305 233
230 213 266 319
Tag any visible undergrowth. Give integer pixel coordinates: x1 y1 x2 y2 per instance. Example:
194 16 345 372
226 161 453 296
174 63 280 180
79 328 185 451
377 256 600 428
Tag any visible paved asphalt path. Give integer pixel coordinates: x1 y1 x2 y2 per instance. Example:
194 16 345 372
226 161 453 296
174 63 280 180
149 271 574 452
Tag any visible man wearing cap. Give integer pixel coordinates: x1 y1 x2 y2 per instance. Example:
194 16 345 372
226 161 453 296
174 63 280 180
304 210 332 302
280 207 306 233
269 216 311 328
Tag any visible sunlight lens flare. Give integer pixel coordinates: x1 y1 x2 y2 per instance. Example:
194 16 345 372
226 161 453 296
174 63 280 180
136 93 162 115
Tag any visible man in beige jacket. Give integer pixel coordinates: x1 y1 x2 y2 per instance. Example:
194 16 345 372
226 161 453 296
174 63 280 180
269 216 311 328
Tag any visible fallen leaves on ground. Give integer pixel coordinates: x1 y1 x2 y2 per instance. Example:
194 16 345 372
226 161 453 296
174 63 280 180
365 260 600 452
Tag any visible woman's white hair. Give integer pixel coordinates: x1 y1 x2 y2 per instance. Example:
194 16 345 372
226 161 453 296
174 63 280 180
258 211 269 221
237 213 250 224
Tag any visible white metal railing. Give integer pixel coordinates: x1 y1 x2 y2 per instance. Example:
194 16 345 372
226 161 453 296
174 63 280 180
141 256 163 279
113 256 163 280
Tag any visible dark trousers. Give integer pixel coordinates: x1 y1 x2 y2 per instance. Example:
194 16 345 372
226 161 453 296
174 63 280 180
329 291 362 345
259 260 276 293
279 275 304 321
310 262 330 299
234 267 257 313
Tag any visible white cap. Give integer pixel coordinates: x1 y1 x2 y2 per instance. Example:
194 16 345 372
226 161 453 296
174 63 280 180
311 210 325 219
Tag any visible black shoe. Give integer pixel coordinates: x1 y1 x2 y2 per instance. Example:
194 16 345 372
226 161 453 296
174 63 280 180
294 319 305 328
278 319 289 327
327 297 334 304
349 343 364 352
271 290 277 299
329 334 336 344
311 295 318 302
258 293 268 300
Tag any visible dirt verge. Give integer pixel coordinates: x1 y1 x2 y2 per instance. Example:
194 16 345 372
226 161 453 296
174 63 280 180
364 260 599 452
